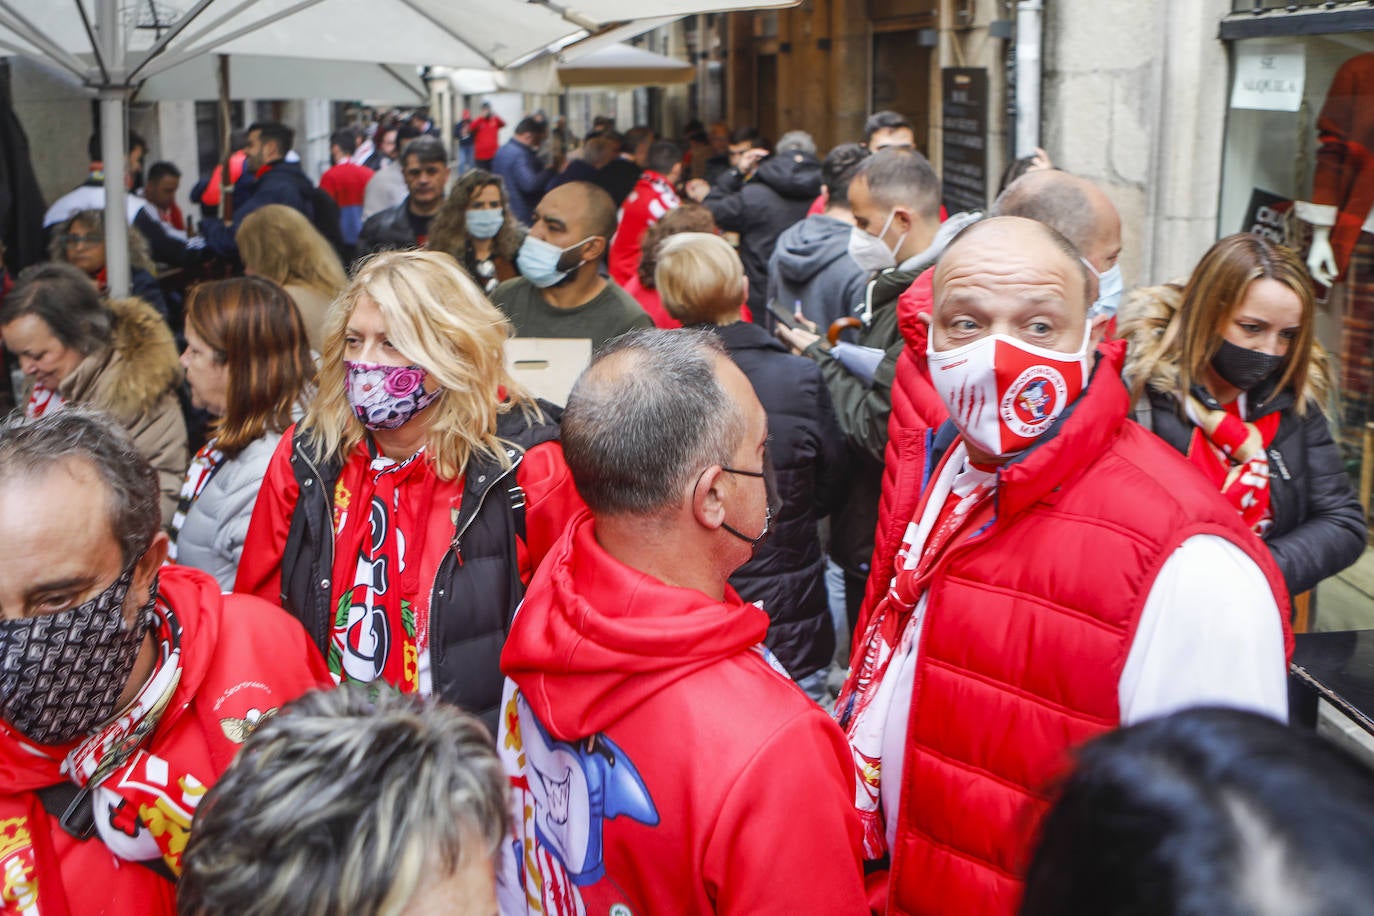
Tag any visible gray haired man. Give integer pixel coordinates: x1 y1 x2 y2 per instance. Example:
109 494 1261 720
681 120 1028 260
0 409 327 913
495 328 868 912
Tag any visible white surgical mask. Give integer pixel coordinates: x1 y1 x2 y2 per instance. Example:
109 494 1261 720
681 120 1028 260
927 319 1094 458
848 209 906 273
1084 260 1123 319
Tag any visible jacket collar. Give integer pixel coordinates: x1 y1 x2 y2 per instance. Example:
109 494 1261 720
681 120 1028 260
706 320 787 354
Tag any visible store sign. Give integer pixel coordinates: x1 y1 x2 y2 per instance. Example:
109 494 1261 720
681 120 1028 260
941 67 989 212
1241 188 1292 244
1231 43 1305 112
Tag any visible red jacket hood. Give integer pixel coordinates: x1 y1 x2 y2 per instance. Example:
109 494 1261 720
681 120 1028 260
502 511 771 740
896 268 934 352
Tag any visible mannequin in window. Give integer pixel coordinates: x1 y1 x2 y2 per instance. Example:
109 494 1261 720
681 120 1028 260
1296 50 1374 464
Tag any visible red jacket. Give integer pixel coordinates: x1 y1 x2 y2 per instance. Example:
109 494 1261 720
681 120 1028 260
865 341 1293 915
472 114 506 161
497 511 868 914
609 170 680 287
319 160 373 208
0 566 330 916
623 274 682 329
1313 51 1374 277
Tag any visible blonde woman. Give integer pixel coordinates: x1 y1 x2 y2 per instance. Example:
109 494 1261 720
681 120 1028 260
235 250 583 730
236 203 347 351
1123 233 1365 598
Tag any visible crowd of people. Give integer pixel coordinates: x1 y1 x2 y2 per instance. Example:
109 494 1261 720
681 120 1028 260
0 100 1372 916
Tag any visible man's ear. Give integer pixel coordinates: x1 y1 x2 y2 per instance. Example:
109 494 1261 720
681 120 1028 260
892 206 914 236
691 465 728 532
1089 312 1111 347
128 530 169 622
583 236 608 263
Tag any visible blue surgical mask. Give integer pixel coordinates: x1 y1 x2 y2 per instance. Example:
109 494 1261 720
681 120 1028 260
517 234 596 288
1085 261 1124 319
466 208 504 239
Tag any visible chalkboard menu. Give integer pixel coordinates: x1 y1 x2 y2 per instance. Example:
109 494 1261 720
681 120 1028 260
941 67 989 212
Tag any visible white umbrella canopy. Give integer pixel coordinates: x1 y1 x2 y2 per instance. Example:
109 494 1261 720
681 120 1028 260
0 0 798 292
558 43 694 89
138 55 427 103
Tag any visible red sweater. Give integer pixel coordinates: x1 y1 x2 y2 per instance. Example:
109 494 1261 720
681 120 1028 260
0 566 330 916
472 114 506 161
498 512 868 914
609 170 680 287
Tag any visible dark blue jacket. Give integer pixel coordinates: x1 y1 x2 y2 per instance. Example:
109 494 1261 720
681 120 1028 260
201 160 316 258
492 139 552 225
708 320 849 680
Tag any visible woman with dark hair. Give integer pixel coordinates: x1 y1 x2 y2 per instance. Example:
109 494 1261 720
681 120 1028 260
0 261 187 522
1123 233 1366 599
1023 706 1374 916
427 169 525 295
49 207 170 319
172 277 316 590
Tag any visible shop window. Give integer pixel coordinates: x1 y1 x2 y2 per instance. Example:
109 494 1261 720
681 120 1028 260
1221 29 1374 469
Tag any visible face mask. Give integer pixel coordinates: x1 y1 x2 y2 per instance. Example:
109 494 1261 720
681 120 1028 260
848 210 907 273
466 208 504 239
517 235 595 288
1211 339 1285 392
1086 261 1123 319
927 320 1094 458
0 567 154 746
345 360 441 431
719 448 782 554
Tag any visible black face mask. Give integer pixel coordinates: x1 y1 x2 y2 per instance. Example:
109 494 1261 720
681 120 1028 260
1211 339 1286 392
719 447 781 553
0 567 155 746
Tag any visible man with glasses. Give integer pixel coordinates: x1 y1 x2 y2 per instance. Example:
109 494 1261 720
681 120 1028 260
0 410 329 914
496 328 867 914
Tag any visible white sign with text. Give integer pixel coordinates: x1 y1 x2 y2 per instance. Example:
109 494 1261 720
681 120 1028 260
1231 43 1306 112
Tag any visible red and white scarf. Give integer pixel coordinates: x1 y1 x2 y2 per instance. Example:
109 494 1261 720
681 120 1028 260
328 448 440 693
833 444 997 859
24 385 65 420
167 440 227 561
1184 395 1279 535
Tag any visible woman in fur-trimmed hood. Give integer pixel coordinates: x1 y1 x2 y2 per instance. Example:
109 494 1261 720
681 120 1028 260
1121 233 1365 599
0 262 187 524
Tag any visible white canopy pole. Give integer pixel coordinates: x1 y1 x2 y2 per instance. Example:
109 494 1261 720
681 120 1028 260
96 0 130 298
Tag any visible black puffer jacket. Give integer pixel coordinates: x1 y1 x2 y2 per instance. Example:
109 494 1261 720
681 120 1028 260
278 406 561 732
1144 384 1366 597
709 321 848 680
703 151 822 317
356 197 423 257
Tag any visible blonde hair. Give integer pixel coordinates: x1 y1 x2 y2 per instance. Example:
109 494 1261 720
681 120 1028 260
1134 233 1316 415
302 250 537 479
237 204 347 299
654 232 746 326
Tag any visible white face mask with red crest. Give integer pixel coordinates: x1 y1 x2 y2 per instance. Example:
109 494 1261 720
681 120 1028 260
926 319 1094 458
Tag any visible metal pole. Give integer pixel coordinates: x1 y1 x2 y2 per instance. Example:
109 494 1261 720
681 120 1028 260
1014 0 1043 158
96 0 131 298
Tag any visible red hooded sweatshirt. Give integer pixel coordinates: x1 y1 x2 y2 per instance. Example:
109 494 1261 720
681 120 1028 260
497 511 867 915
0 565 330 916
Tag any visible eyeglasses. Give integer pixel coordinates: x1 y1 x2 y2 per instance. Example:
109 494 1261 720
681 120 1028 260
62 233 103 247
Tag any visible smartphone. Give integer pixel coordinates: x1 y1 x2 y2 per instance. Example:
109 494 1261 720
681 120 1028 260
767 300 800 330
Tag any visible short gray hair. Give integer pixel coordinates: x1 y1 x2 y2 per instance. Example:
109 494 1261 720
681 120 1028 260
776 130 817 158
0 408 160 567
561 328 743 516
178 685 507 916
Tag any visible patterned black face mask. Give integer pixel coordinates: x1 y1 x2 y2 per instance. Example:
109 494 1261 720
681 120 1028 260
0 567 155 746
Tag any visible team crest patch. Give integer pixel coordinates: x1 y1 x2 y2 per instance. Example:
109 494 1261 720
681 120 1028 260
219 706 279 744
1001 365 1068 436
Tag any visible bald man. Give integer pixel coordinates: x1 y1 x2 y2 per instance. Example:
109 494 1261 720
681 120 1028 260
991 169 1124 320
835 217 1292 915
492 181 651 353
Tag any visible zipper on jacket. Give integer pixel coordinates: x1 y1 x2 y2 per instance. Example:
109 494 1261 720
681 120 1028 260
293 444 335 651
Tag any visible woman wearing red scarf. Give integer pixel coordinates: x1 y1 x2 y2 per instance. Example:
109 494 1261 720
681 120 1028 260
236 250 584 732
47 209 170 322
1123 234 1366 602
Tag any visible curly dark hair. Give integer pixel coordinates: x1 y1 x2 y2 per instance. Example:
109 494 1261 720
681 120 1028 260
636 203 719 289
427 169 524 265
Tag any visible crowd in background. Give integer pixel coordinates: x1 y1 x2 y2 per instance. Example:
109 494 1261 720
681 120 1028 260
0 96 1372 916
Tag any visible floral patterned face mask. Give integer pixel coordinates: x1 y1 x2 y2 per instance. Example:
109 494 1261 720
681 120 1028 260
344 360 442 431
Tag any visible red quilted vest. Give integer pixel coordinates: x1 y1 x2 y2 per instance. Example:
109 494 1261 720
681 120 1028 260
873 340 1293 915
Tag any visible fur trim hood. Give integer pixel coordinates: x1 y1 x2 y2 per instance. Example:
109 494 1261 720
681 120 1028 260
1119 282 1331 409
62 296 182 418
